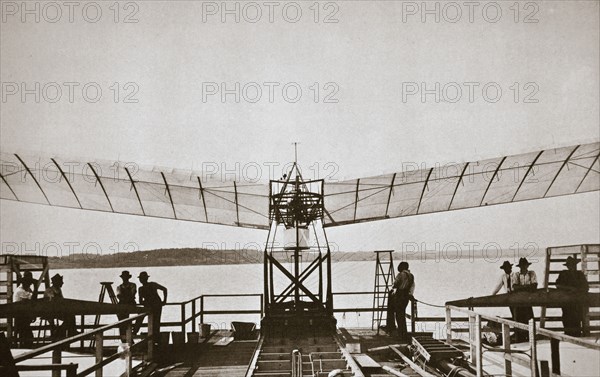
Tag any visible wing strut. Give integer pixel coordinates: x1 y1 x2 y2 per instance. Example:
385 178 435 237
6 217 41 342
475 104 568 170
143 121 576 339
416 168 434 214
511 150 544 201
479 156 507 206
544 145 580 197
384 173 396 217
87 163 114 212
575 151 600 194
125 167 145 215
448 162 469 210
233 181 240 225
161 172 177 219
196 177 209 222
353 179 360 221
51 158 82 209
0 172 19 200
14 154 50 205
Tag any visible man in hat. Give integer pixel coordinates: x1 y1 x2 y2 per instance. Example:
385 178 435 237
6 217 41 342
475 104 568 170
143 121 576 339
116 271 137 342
556 256 589 337
382 262 415 340
511 258 537 342
13 271 36 347
492 261 514 295
44 273 64 301
492 261 515 320
43 274 76 338
137 272 167 343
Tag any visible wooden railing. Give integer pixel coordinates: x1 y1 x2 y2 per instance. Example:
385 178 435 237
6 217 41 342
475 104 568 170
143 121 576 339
163 293 264 334
445 305 600 377
12 313 151 377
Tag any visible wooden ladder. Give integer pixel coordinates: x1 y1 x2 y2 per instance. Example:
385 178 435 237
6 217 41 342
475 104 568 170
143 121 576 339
371 250 395 332
540 244 600 335
90 282 119 347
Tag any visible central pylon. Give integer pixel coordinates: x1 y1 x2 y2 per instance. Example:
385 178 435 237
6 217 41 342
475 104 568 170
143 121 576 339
261 160 335 332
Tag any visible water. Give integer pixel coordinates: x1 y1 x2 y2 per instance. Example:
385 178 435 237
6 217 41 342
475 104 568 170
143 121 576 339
55 257 549 337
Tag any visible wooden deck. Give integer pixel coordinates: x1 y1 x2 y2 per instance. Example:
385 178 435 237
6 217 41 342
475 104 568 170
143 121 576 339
162 327 434 377
162 330 257 377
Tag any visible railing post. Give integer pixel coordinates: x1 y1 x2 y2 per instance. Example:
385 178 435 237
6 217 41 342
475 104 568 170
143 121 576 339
445 306 452 343
502 323 512 376
469 314 475 363
474 314 483 377
550 338 560 376
200 296 204 325
95 332 103 377
411 299 416 333
80 315 85 349
529 318 538 377
260 294 264 318
181 303 186 334
52 348 61 377
125 322 133 377
191 300 197 333
147 313 154 361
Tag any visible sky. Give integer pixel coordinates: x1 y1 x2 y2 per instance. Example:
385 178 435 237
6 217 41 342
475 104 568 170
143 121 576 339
1 0 599 260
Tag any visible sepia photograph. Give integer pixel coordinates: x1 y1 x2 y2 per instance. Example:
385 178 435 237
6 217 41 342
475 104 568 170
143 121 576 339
1 1 599 376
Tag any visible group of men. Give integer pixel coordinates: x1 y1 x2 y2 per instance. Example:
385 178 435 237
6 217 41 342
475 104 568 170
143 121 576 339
492 256 589 339
116 270 168 342
12 270 168 347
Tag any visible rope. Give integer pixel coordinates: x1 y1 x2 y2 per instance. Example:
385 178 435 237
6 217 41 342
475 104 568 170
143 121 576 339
414 298 446 308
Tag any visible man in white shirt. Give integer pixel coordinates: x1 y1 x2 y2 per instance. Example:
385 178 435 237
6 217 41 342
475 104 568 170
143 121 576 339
492 261 513 295
13 271 35 347
492 260 515 320
511 257 537 342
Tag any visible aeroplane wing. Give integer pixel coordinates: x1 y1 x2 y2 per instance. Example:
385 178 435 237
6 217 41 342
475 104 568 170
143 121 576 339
0 153 271 230
322 142 600 227
1 142 598 230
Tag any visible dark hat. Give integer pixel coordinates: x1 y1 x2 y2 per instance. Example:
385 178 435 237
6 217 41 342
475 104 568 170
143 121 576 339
19 271 35 285
564 256 580 266
499 261 513 270
517 258 532 268
51 273 63 283
138 271 149 279
120 270 132 279
398 261 409 271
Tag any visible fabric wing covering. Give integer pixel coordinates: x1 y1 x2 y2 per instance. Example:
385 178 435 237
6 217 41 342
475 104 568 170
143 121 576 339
0 153 271 229
1 141 598 230
322 141 600 227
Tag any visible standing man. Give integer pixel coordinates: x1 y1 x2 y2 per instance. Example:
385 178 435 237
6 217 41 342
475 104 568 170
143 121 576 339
138 272 167 344
392 262 415 340
556 256 589 337
492 261 515 319
511 258 537 342
44 274 76 338
13 271 35 347
116 271 137 342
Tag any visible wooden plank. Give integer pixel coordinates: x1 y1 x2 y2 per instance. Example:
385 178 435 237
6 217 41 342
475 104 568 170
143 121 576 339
354 353 380 368
213 337 234 347
389 346 436 377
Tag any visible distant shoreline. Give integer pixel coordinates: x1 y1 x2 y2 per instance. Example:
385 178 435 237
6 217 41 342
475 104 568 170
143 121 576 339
44 247 545 269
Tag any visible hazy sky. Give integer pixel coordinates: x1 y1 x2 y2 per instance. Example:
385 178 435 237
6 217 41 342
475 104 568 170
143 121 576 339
1 0 599 258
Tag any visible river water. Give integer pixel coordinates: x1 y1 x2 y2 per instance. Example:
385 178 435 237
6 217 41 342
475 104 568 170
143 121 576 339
55 256 550 337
